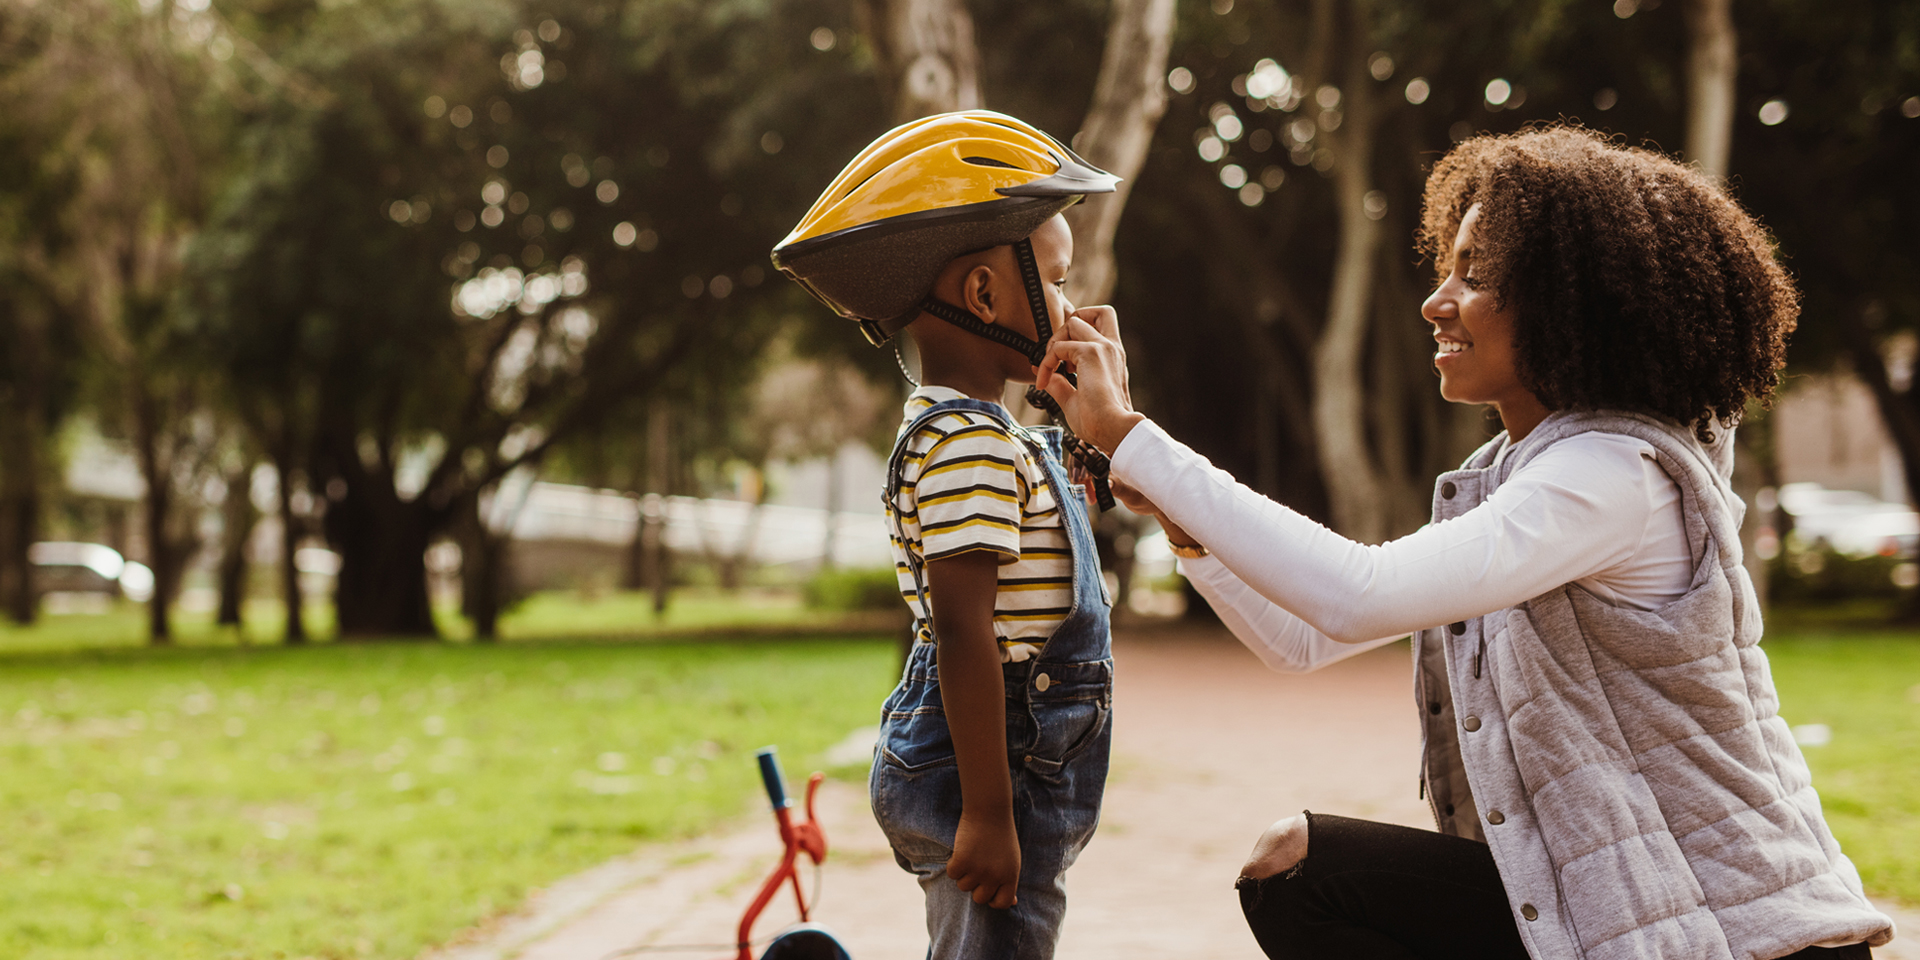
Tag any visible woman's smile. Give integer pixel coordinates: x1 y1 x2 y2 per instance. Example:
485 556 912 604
1433 337 1469 362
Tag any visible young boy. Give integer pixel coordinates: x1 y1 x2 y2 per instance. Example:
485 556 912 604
770 112 1119 959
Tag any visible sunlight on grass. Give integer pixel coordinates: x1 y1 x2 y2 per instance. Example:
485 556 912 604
0 638 897 959
1765 628 1920 906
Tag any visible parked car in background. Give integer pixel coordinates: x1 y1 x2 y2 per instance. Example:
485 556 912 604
27 542 155 613
1775 482 1919 559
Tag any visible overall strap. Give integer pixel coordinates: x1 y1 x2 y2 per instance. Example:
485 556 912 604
884 398 1034 640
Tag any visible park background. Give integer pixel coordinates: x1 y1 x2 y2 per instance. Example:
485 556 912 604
1 0 1918 957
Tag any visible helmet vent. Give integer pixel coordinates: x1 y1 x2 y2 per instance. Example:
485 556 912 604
962 155 1021 170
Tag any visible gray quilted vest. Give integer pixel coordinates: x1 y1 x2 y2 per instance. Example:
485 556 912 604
1414 410 1894 960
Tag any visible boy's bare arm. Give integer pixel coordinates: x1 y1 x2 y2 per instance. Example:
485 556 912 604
925 550 1021 909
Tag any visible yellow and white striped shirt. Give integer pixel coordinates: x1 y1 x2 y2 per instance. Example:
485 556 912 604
889 386 1074 660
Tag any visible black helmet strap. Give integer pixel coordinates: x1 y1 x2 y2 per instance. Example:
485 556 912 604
916 237 1114 512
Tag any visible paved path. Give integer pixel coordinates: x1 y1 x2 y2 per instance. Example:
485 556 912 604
430 624 1915 960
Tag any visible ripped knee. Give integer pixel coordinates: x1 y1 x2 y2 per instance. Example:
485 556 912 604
1238 813 1310 882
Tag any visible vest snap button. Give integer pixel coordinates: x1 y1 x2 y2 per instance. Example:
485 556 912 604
1463 716 1481 732
1035 673 1051 692
1428 701 1442 715
1521 904 1539 921
1443 803 1455 817
1441 481 1457 499
1487 810 1505 825
1449 621 1466 636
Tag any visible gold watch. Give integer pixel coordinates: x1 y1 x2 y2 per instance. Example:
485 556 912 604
1167 540 1209 559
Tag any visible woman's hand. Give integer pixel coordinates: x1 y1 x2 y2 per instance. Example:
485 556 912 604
1109 477 1161 517
1036 306 1146 455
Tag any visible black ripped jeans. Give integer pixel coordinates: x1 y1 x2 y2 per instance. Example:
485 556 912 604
1235 812 1873 960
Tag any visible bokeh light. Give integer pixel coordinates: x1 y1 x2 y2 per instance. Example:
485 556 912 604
1759 100 1789 126
809 27 836 51
1362 190 1388 221
1485 79 1512 107
1167 67 1195 95
1404 78 1430 105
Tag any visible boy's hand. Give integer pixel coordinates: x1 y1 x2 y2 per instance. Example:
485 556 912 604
948 809 1022 908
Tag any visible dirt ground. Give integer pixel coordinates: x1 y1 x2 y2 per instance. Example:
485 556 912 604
430 623 1914 960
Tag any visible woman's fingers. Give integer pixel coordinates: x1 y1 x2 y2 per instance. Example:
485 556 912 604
1071 305 1120 343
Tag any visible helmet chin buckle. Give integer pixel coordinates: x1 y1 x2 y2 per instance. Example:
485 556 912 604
856 318 891 347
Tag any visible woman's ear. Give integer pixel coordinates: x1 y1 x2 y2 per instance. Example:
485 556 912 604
962 264 997 324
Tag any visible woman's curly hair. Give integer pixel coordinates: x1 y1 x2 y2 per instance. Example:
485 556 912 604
1418 124 1798 441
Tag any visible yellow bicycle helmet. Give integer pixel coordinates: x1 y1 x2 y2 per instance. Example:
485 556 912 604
771 110 1119 350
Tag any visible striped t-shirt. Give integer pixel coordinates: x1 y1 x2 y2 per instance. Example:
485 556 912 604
889 386 1074 661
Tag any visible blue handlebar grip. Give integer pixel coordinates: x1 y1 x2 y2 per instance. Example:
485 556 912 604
756 747 790 809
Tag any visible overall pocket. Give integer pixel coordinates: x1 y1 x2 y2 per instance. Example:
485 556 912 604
1022 696 1110 776
876 682 957 772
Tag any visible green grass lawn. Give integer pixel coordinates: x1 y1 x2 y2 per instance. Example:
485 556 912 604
0 635 898 960
1764 627 1920 906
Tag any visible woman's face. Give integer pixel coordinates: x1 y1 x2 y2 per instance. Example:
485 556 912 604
1421 205 1535 411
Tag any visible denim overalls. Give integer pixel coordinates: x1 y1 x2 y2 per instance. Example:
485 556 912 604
870 397 1114 960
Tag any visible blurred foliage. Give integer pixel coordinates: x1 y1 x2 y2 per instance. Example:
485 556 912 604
802 565 901 611
2 0 1918 641
1769 536 1918 604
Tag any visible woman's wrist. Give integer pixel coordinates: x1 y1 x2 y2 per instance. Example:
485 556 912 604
1090 411 1147 457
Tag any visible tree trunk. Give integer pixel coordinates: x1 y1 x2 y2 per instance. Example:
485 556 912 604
1683 0 1762 606
645 399 671 617
858 0 983 123
131 382 176 643
1683 0 1737 182
0 395 42 626
215 463 257 628
458 495 509 642
1063 0 1178 308
272 446 307 644
326 481 437 638
1312 56 1393 544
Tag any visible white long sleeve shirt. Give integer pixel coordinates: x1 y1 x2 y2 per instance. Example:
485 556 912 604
1109 420 1694 673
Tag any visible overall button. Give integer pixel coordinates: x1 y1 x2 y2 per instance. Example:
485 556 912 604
1487 810 1506 825
1521 904 1539 921
1463 716 1482 732
1428 701 1442 715
1449 621 1466 635
1443 803 1455 817
1034 673 1051 692
1441 481 1457 499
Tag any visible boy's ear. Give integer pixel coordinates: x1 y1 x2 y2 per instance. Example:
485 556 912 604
961 264 997 325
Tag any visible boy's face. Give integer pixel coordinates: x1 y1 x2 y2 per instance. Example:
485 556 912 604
983 215 1074 382
918 214 1076 389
